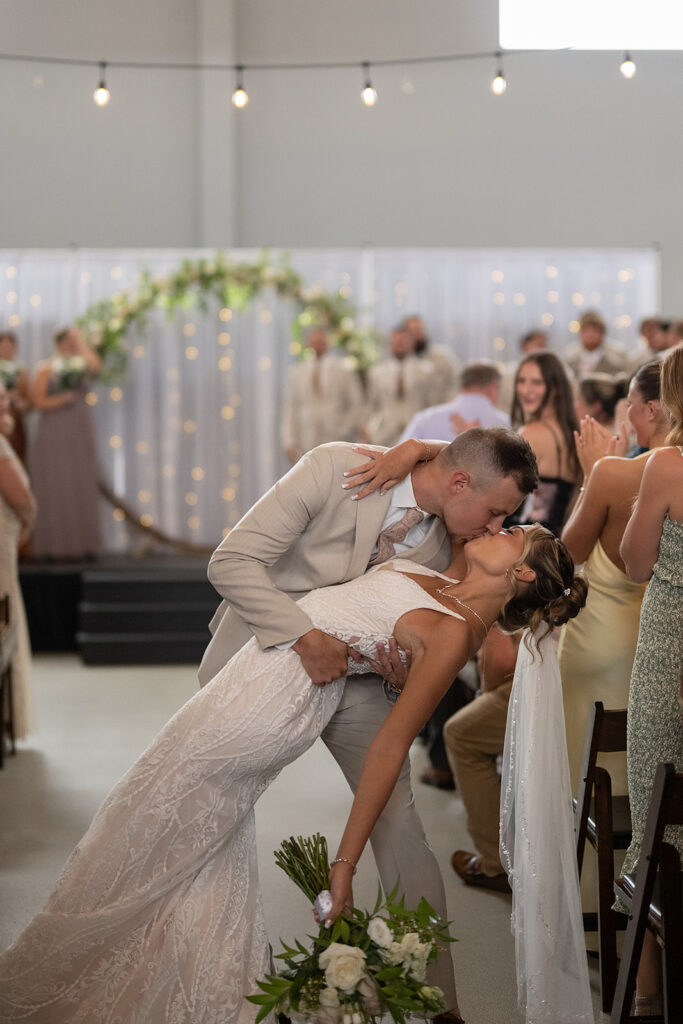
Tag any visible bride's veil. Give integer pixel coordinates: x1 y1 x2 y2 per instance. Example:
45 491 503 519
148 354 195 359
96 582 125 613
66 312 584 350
499 629 595 1024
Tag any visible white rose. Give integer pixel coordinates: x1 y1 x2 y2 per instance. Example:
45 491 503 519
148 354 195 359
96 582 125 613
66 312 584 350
319 988 340 1009
409 954 428 981
399 932 421 956
381 941 406 966
319 943 367 993
358 975 381 1016
367 917 393 948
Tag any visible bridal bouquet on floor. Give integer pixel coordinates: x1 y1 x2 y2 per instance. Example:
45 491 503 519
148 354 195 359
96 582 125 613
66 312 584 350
247 835 454 1024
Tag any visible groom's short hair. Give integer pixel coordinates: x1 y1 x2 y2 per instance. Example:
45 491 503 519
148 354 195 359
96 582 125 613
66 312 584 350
437 427 538 495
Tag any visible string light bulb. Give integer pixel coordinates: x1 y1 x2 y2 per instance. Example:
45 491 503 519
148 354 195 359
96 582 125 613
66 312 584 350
93 62 110 106
491 55 507 95
231 65 249 108
620 53 636 79
361 63 377 106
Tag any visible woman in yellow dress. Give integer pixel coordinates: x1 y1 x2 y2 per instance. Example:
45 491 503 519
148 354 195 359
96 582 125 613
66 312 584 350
558 360 672 921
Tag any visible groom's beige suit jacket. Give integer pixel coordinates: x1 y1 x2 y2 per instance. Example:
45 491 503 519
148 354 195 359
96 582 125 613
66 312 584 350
198 441 452 685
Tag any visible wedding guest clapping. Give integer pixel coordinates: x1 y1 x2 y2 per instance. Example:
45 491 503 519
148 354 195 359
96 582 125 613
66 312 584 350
558 363 671 931
0 381 36 742
0 331 31 464
616 343 683 1018
30 326 102 560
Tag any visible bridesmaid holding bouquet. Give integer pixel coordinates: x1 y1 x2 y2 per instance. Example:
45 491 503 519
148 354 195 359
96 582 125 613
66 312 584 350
30 326 102 560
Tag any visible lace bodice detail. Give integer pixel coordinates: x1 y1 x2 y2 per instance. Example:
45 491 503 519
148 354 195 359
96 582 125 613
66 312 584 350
297 561 465 674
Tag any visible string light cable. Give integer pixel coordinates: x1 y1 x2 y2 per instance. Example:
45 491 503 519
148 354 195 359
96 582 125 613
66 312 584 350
0 46 647 100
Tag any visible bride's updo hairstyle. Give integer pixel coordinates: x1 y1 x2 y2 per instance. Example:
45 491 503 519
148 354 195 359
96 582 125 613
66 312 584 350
498 524 587 636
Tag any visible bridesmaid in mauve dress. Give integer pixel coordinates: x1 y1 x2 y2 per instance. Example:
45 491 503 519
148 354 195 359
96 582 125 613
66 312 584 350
0 381 37 739
30 326 103 560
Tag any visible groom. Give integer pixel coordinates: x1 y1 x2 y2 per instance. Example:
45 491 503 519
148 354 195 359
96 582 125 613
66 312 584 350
199 427 537 1020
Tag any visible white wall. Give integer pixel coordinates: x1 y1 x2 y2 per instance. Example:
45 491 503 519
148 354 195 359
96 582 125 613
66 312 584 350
234 0 681 312
0 0 237 248
1 1 681 310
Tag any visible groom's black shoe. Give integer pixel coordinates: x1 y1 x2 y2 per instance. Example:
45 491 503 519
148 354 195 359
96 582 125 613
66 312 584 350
434 1012 466 1024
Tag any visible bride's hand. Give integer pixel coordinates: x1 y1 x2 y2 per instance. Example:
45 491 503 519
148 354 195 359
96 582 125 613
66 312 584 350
363 637 412 692
341 439 433 501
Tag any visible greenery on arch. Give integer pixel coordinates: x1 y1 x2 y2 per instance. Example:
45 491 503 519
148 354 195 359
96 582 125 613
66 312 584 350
76 251 379 382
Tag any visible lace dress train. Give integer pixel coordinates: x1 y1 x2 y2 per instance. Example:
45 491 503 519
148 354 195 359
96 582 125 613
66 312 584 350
0 565 462 1024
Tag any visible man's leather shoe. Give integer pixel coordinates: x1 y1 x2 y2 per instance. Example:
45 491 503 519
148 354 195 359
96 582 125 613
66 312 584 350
420 767 456 790
451 850 511 894
433 1012 466 1024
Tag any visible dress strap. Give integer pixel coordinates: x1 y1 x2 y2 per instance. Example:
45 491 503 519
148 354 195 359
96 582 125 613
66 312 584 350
540 420 564 477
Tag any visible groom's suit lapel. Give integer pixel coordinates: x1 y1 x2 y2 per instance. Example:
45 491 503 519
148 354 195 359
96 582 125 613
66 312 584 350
345 490 393 581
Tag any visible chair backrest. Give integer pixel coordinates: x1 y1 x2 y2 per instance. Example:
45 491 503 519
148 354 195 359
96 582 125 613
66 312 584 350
575 701 628 867
610 763 683 1023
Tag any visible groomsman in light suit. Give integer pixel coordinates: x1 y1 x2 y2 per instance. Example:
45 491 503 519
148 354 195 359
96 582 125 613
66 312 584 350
363 325 435 445
199 428 538 1024
281 326 363 463
563 310 628 380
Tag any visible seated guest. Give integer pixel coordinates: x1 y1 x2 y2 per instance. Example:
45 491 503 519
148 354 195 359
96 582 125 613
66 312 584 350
446 625 520 892
363 325 434 445
616 342 683 1018
281 326 363 463
403 314 461 404
575 371 629 433
400 361 510 443
508 352 581 535
564 310 628 380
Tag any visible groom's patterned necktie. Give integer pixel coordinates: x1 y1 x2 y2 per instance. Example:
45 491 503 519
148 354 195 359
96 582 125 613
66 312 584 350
369 507 425 566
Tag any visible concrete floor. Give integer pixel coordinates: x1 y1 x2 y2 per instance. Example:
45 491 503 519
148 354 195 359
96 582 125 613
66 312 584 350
0 655 601 1022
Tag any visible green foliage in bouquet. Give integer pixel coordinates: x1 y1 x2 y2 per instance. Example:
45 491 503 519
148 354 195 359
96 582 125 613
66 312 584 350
0 360 19 390
76 252 379 383
247 834 455 1024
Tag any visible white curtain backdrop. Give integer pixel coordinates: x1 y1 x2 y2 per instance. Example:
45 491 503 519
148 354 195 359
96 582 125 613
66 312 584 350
0 247 659 553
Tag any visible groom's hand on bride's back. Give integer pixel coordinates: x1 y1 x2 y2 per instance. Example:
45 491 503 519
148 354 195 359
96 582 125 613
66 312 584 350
292 629 354 685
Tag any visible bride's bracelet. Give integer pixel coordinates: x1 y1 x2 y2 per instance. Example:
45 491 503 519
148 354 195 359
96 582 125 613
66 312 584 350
330 856 357 875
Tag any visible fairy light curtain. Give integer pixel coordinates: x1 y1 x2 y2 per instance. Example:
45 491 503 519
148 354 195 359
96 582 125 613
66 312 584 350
0 247 658 553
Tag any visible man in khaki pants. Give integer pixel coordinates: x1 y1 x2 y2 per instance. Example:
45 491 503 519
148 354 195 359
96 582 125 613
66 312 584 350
445 627 521 893
199 430 537 1023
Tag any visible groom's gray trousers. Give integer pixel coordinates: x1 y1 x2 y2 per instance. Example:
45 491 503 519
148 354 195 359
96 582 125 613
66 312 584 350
321 675 457 1008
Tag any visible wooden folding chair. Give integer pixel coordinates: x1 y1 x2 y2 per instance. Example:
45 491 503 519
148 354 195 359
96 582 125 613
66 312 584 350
574 701 632 1013
611 762 683 1024
0 594 18 768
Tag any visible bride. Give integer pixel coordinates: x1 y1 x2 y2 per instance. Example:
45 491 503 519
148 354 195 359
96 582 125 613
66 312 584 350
0 525 586 1024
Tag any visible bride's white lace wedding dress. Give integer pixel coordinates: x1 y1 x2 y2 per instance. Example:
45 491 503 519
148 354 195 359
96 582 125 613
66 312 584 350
0 563 464 1024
